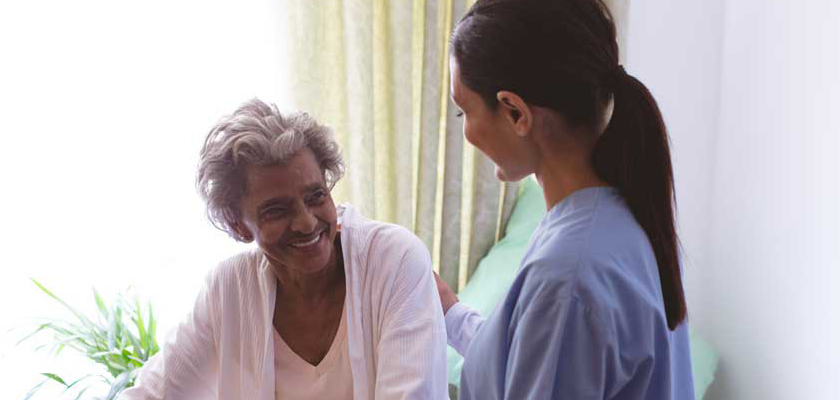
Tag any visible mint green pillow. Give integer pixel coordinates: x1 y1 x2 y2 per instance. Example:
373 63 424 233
447 177 545 385
690 330 719 399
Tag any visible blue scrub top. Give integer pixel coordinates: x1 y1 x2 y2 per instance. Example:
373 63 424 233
459 186 695 399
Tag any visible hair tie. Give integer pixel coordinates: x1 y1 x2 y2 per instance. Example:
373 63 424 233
615 64 627 77
605 64 627 89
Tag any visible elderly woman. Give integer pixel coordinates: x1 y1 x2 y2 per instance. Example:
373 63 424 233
121 99 448 400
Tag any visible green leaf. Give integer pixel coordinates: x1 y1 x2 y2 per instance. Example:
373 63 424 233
73 385 93 400
41 372 68 386
23 379 49 400
105 370 134 400
62 373 98 391
127 330 144 360
108 361 128 372
30 278 97 329
94 289 109 320
126 353 146 365
147 304 158 356
134 298 147 342
90 349 122 358
15 322 53 346
107 307 118 350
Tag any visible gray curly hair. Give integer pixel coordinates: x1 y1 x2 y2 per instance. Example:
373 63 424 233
196 99 345 240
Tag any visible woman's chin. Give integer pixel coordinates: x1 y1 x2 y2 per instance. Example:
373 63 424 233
264 234 336 275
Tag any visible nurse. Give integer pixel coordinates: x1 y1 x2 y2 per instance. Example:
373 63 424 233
435 0 695 398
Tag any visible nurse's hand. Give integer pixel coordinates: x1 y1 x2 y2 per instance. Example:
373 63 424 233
433 271 459 314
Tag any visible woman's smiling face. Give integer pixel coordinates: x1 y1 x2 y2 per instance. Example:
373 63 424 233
235 148 339 275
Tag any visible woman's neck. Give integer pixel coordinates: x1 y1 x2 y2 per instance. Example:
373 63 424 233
534 141 608 210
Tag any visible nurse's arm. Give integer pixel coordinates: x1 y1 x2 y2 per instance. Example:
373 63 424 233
434 272 485 356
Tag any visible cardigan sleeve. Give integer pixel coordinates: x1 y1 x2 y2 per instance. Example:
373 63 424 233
372 233 450 400
119 272 220 400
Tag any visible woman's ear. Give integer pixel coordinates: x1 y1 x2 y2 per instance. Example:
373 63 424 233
496 91 532 137
230 220 254 242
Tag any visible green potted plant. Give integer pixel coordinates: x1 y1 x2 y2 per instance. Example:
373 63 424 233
18 279 159 400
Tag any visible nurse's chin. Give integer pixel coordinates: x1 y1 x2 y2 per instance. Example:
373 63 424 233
494 164 531 183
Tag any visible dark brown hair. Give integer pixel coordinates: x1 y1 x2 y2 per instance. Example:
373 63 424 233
451 0 687 329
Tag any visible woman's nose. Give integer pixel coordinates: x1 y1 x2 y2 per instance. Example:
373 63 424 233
290 207 318 234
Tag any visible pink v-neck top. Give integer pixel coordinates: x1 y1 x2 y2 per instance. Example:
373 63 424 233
273 304 353 399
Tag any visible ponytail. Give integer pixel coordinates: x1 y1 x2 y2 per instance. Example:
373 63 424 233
593 68 687 330
452 0 688 330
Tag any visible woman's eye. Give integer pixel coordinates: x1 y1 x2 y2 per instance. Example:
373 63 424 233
262 208 286 218
308 190 327 204
456 111 464 117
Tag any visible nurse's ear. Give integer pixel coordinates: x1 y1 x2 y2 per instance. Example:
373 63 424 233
496 91 532 138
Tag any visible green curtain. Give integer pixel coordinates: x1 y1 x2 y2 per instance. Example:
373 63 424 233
277 0 628 291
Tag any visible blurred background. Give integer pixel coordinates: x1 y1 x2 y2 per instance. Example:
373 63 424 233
0 0 837 399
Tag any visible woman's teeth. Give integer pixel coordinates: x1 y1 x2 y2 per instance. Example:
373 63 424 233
290 233 320 248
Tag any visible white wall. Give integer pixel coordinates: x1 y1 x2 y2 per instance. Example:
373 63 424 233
0 1 286 398
706 0 840 398
628 1 840 399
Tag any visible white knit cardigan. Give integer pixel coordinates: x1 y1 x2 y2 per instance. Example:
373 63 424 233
121 204 449 400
